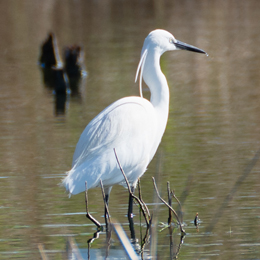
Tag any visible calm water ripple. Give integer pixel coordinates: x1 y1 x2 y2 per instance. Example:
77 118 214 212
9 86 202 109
0 0 260 259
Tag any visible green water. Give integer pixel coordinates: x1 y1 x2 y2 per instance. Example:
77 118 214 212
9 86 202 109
0 0 260 259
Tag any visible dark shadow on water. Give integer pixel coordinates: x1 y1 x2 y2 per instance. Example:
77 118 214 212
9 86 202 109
40 66 70 115
63 220 185 260
39 32 86 116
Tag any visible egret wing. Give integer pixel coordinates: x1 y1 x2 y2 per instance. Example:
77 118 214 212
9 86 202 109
72 97 156 170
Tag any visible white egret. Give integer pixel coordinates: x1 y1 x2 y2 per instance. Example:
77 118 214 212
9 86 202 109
62 29 206 222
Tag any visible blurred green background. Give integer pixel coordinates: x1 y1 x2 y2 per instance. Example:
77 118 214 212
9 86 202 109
0 0 260 259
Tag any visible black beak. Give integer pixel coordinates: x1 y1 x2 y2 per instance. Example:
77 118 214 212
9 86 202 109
175 40 207 55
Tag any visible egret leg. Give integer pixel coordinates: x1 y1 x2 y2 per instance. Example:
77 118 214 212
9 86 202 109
101 185 112 255
128 186 135 219
103 186 112 229
103 186 112 218
104 194 109 219
128 186 136 242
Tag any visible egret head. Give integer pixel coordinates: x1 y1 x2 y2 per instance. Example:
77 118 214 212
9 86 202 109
136 29 207 97
142 29 207 55
142 29 177 54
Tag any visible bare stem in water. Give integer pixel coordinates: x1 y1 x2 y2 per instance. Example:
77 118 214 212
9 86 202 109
171 189 183 222
38 243 49 260
85 181 101 228
167 182 172 225
152 177 186 235
137 178 150 221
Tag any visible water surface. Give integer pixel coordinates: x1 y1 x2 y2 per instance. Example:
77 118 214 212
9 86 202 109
0 0 260 259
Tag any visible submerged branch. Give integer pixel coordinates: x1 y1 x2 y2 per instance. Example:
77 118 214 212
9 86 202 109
167 182 172 225
152 177 186 235
85 181 101 228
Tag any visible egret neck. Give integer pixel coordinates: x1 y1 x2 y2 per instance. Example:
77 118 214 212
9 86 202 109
142 49 170 138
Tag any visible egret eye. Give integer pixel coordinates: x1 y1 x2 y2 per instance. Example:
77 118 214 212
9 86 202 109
169 38 174 44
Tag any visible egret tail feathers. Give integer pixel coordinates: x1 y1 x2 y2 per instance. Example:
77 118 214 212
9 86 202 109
61 164 103 195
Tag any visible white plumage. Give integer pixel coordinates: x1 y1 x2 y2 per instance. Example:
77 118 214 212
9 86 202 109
62 29 206 198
